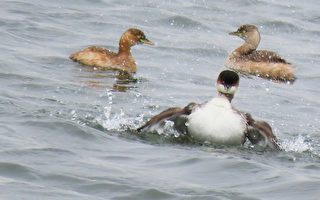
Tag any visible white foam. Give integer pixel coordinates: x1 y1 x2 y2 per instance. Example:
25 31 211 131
95 105 144 131
280 135 313 153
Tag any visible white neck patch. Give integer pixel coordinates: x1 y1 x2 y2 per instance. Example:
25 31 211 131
216 83 237 95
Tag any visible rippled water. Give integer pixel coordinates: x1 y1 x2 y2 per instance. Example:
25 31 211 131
0 0 320 199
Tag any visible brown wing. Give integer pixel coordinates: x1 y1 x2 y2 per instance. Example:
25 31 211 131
69 46 117 61
245 50 289 64
244 113 281 150
87 46 117 56
137 102 197 132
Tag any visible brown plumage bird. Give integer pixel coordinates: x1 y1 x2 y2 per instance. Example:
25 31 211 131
226 24 295 82
70 28 154 73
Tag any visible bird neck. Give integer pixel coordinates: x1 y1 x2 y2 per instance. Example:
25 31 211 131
233 32 260 56
218 92 234 102
118 37 132 55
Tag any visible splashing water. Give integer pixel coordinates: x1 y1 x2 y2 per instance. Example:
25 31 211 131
94 105 145 131
145 120 181 138
280 135 313 153
94 90 145 131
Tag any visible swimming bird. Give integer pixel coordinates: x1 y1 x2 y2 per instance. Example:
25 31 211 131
70 28 154 73
226 24 295 82
137 70 280 150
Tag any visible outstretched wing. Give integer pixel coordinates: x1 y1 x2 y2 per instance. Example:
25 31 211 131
243 113 280 150
137 102 197 132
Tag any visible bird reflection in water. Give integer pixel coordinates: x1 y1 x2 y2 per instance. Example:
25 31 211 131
79 69 138 92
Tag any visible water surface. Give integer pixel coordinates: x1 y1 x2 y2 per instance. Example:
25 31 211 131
0 0 320 199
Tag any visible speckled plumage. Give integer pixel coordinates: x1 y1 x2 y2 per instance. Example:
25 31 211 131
227 24 295 82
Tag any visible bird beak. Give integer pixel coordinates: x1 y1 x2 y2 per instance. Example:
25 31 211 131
140 38 154 45
229 31 239 36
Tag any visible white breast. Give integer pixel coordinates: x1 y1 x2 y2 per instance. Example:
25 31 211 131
187 97 247 145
